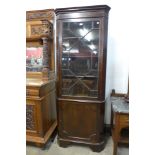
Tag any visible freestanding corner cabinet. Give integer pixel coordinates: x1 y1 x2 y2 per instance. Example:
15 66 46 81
55 5 110 152
26 9 57 147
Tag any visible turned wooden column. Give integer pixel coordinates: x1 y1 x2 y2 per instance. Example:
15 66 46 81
42 37 49 72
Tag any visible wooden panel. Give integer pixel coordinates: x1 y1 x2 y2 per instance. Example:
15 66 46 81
26 20 53 39
119 114 129 125
26 9 54 21
58 100 99 142
26 104 37 131
26 100 41 136
41 89 56 134
26 120 57 144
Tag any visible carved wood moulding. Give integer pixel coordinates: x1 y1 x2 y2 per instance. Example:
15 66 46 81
26 105 36 130
30 20 53 37
26 9 54 21
31 25 43 36
42 37 50 69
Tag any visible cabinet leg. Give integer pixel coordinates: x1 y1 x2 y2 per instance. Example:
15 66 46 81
41 140 52 150
113 141 118 155
89 141 105 153
58 139 70 148
90 145 104 152
34 143 44 148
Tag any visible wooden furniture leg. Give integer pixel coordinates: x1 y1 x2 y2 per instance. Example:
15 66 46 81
113 141 118 155
113 113 119 155
111 104 113 136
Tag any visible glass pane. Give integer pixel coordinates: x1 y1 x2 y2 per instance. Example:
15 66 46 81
26 47 43 72
62 30 99 57
61 20 100 97
62 78 98 97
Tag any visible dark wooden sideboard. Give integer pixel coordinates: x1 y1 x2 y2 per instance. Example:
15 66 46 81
55 5 111 152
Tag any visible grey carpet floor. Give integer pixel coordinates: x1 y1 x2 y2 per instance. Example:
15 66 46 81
26 136 129 155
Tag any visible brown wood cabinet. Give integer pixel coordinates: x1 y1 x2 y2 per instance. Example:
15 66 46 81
55 5 110 152
26 9 57 147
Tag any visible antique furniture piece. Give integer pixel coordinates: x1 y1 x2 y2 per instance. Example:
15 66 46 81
111 90 129 155
55 5 110 152
26 9 57 147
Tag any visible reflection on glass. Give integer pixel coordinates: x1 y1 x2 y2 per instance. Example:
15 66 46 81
26 47 43 72
61 20 100 97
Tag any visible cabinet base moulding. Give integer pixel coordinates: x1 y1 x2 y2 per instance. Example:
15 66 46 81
26 120 57 145
58 137 106 152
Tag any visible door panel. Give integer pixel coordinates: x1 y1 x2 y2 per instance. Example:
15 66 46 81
58 100 98 142
26 100 42 136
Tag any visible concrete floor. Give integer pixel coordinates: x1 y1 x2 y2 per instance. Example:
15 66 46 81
26 136 129 155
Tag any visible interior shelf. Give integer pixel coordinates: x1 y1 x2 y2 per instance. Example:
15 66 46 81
62 75 98 78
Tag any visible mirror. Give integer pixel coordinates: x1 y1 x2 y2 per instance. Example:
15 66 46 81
26 47 43 72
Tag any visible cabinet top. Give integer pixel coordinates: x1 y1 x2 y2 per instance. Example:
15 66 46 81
111 97 129 114
55 5 110 15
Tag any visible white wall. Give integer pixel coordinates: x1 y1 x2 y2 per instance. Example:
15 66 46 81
104 1 129 124
25 0 129 124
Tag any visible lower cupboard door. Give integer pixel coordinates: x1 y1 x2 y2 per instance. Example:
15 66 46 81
58 100 99 142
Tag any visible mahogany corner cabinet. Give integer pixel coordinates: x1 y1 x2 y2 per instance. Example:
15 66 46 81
55 5 111 152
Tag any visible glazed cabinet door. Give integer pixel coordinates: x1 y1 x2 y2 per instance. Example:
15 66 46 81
57 18 104 98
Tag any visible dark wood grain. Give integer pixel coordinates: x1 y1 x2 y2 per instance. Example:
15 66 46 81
56 5 110 152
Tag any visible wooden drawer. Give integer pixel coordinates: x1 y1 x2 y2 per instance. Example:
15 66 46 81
26 89 39 96
26 80 55 97
119 114 129 125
